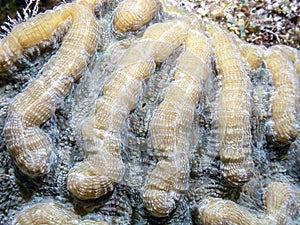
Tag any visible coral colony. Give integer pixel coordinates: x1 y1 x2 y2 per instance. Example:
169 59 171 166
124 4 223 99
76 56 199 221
0 0 299 224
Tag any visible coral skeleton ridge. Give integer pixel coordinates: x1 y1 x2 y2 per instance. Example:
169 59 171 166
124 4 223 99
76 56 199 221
263 46 300 145
235 39 265 70
67 16 192 200
113 0 159 34
206 24 254 186
0 0 104 73
143 17 212 217
0 0 300 224
194 182 299 225
270 45 300 76
13 201 109 225
3 0 102 176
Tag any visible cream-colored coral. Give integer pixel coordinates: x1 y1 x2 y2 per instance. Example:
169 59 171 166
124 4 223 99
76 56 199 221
235 39 265 70
160 0 185 16
0 4 71 73
67 17 191 200
194 182 298 225
143 17 212 217
270 45 300 76
206 24 253 186
13 201 109 225
113 0 159 33
195 198 259 225
0 0 105 73
3 0 102 177
262 182 298 224
263 46 299 145
1 1 300 223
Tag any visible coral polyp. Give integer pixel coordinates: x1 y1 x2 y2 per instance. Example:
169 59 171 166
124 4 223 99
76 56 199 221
263 46 299 145
13 201 109 225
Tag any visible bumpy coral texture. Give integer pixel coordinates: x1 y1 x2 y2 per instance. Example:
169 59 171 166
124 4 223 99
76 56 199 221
263 46 299 145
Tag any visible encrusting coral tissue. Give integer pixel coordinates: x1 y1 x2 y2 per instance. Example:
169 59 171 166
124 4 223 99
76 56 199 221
0 0 299 224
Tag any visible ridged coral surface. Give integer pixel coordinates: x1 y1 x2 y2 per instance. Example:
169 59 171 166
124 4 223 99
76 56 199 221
113 0 159 33
143 17 212 217
3 0 100 176
67 17 191 200
263 47 299 145
13 201 109 225
194 182 298 225
0 4 71 73
0 0 299 224
206 24 254 186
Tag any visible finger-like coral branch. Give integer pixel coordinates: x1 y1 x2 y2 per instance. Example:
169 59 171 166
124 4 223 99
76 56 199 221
262 182 298 224
143 17 213 217
206 24 253 186
4 1 100 176
195 198 259 225
67 17 190 200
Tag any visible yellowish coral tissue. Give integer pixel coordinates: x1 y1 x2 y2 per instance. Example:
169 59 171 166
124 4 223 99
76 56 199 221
67 16 191 200
1 0 300 223
13 201 109 225
194 182 298 225
3 0 102 177
206 24 254 186
113 0 159 34
143 17 213 217
263 46 299 145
